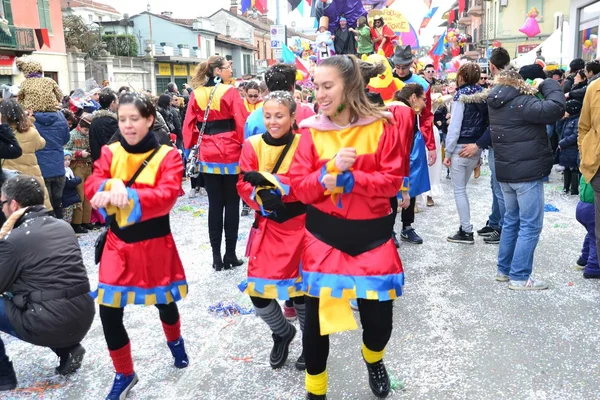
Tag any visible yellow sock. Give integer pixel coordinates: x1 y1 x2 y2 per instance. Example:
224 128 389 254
362 343 385 364
305 370 328 395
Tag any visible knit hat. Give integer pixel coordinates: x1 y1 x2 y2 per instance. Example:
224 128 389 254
566 99 582 116
569 58 585 73
519 63 546 81
63 150 72 158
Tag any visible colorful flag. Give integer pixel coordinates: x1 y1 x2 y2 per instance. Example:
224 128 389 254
448 9 455 25
423 0 432 8
242 0 267 14
458 0 466 14
289 0 302 11
282 43 297 63
429 30 446 70
419 7 439 34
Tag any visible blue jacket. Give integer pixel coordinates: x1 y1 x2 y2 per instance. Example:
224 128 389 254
556 114 580 169
33 112 71 178
244 108 266 140
62 173 82 208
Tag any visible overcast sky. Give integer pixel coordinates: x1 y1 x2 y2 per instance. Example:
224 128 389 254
100 0 453 46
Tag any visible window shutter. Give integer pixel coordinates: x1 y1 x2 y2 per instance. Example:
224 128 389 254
2 0 13 24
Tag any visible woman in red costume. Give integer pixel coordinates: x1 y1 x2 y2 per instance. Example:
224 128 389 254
288 55 408 400
370 15 398 58
183 55 249 271
85 93 188 400
237 91 307 371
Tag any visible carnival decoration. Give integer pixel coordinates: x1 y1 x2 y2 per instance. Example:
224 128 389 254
582 34 598 54
519 7 541 38
363 50 405 104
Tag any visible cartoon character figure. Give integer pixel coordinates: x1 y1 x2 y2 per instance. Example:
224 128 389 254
315 16 335 63
363 50 405 104
519 7 541 38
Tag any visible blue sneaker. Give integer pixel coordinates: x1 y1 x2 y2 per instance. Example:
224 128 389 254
167 337 189 369
350 299 359 311
392 232 400 248
106 372 138 400
401 227 423 244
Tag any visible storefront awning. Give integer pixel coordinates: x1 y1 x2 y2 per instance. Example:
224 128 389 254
0 55 15 75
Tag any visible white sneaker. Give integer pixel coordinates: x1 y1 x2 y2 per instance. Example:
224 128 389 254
495 272 509 282
508 277 548 291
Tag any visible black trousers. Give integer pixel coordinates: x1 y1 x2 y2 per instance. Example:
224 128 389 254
401 197 416 229
303 296 393 375
564 168 580 194
99 303 179 351
44 176 66 220
203 173 240 255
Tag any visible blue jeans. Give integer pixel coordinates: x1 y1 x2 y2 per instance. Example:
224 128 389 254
487 148 505 229
497 180 545 281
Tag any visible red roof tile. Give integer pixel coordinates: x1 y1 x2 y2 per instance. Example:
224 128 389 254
60 0 120 15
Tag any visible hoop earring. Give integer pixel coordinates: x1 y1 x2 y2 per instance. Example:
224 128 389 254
214 76 222 84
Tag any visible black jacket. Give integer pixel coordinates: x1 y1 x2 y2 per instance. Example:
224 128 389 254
0 206 95 348
454 85 488 142
556 114 580 169
0 124 22 185
434 104 449 134
170 106 183 144
563 74 575 93
90 109 118 162
62 173 82 207
487 71 566 183
568 81 587 102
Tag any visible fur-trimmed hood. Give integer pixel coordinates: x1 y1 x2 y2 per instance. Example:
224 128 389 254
488 70 538 110
16 56 43 75
454 85 490 104
92 109 117 121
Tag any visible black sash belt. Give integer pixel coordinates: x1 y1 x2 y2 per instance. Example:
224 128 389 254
268 201 307 224
111 215 171 244
305 206 394 256
197 119 235 135
11 281 91 309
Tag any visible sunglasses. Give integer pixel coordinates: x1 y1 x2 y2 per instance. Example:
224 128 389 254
0 200 7 207
480 77 488 80
247 94 259 98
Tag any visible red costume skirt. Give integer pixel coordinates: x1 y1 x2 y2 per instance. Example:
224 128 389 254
238 214 305 300
94 231 188 308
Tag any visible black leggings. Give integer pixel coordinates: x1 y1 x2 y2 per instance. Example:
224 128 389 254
99 303 180 351
250 296 305 308
564 168 580 194
401 197 416 229
303 296 393 375
203 173 240 254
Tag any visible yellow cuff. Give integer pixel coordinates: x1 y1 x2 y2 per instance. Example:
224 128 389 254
306 370 328 395
325 158 339 174
362 343 385 364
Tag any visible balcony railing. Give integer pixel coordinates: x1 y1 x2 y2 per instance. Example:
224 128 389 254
0 25 36 52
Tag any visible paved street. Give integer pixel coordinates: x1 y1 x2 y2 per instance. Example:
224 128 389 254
3 165 600 400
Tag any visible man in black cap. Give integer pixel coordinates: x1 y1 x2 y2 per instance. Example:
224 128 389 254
563 58 585 93
389 44 436 245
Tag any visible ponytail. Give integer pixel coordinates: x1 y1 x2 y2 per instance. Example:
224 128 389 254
192 55 227 88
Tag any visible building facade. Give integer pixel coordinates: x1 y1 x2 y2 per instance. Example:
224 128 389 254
6 0 69 93
569 0 600 62
60 0 120 23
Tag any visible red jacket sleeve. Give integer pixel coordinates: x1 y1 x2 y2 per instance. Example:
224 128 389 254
224 88 250 145
389 105 415 179
134 148 184 222
351 122 404 198
237 142 261 211
420 89 435 151
182 91 199 149
383 25 398 41
85 145 113 201
288 131 327 205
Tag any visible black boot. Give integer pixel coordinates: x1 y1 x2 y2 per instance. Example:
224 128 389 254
306 393 327 400
223 253 244 270
365 359 390 398
269 325 296 369
295 351 305 370
54 344 86 375
212 253 223 272
0 342 17 392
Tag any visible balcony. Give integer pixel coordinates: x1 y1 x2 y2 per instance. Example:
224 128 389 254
458 11 472 26
0 25 36 52
468 0 484 17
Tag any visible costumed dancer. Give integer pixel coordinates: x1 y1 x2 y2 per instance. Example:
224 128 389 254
237 91 307 370
391 45 437 245
243 63 315 321
182 55 249 271
370 13 398 58
333 16 357 55
315 17 335 64
85 93 189 400
244 81 264 113
289 55 408 400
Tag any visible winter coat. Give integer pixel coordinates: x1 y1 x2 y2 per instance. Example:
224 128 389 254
157 105 175 133
487 70 566 183
0 123 22 177
445 85 489 156
568 81 587 102
578 78 600 182
33 112 71 178
563 74 575 93
170 106 183 145
62 170 82 207
90 109 118 162
0 206 95 348
2 124 52 210
434 104 449 133
556 114 580 169
65 128 92 163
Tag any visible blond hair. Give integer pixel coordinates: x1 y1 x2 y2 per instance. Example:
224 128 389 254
191 55 227 88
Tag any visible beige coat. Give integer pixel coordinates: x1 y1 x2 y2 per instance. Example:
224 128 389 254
578 78 600 182
2 124 52 210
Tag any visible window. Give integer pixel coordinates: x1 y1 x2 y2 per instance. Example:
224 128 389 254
88 14 93 22
205 39 211 59
243 54 251 76
1 0 13 24
526 0 544 22
156 77 170 94
37 0 52 34
174 78 188 90
578 2 600 61
44 71 58 83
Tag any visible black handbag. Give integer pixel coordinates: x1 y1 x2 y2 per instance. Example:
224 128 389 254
94 146 161 264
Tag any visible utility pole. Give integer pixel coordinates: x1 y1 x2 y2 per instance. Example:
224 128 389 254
276 0 280 25
147 2 153 56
